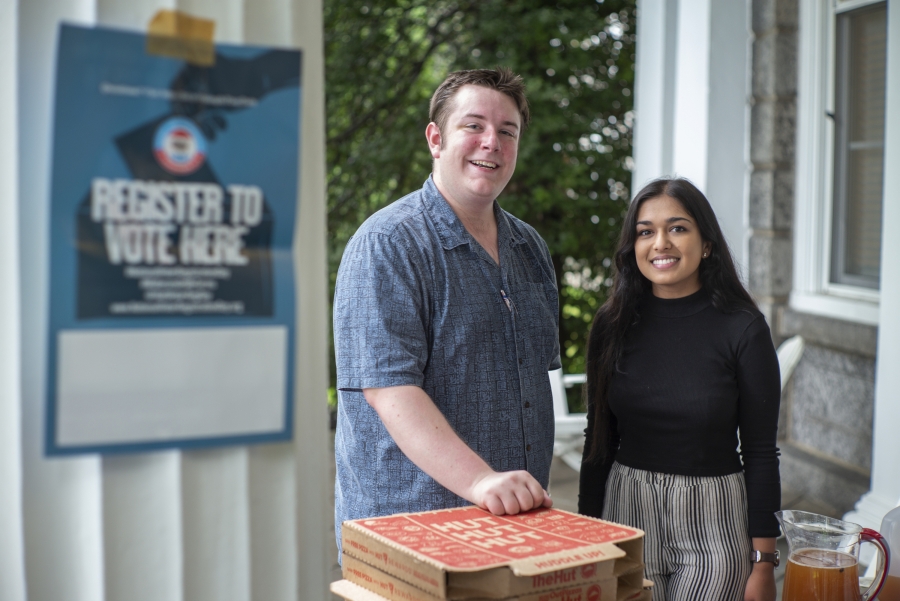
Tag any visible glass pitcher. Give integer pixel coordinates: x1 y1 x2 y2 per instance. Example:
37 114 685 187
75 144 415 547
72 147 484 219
776 510 890 601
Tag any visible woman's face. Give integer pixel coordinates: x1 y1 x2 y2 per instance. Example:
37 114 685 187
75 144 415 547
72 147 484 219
633 195 711 299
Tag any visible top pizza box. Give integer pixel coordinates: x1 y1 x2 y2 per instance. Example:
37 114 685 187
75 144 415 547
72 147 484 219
341 506 644 599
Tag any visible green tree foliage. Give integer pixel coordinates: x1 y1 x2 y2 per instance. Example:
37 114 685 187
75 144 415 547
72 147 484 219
325 0 636 386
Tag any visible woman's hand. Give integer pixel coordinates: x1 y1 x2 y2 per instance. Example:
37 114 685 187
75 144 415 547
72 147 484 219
743 563 776 601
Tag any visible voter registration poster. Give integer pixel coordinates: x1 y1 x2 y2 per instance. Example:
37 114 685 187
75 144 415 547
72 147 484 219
45 23 302 454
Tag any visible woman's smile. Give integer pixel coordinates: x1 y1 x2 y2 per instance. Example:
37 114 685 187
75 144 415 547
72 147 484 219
650 256 679 268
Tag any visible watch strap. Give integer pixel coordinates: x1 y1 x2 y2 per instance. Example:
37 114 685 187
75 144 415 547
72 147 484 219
749 549 780 567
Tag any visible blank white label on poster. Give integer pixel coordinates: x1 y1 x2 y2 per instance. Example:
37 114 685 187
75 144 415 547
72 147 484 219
56 326 288 446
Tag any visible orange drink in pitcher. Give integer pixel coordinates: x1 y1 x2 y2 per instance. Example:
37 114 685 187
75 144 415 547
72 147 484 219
782 548 860 600
776 510 889 601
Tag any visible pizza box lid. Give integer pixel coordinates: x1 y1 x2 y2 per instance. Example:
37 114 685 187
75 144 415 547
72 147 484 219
342 506 644 599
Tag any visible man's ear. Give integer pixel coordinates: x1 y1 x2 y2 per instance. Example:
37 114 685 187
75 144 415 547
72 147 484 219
425 122 442 159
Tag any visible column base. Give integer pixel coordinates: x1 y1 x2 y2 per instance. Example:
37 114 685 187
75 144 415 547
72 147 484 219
845 491 899 571
844 490 899 530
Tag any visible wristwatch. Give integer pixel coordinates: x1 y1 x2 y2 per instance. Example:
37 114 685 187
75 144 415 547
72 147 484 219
749 549 780 567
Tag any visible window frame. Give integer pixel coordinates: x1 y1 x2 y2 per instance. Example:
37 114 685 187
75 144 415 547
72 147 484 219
792 0 886 325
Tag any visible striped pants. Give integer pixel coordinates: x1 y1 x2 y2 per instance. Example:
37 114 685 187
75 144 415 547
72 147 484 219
602 462 753 601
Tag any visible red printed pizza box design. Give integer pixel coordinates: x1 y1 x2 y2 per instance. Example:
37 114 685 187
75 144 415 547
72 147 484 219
342 506 644 599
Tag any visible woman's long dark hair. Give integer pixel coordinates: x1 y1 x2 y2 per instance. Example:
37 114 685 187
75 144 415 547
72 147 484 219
584 177 758 463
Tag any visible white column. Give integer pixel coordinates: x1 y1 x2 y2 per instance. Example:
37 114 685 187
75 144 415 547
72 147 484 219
705 1 752 277
0 1 26 600
243 4 303 600
18 1 106 600
671 0 712 188
248 444 298 601
632 0 676 189
160 6 255 601
292 0 333 596
632 0 751 272
96 0 175 25
180 0 244 41
102 453 184 601
181 449 252 601
90 3 187 599
845 0 900 528
13 1 330 600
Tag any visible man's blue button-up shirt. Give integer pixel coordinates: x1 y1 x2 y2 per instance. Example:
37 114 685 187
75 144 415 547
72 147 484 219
333 177 560 549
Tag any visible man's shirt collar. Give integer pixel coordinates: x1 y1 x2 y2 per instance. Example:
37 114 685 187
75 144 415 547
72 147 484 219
421 176 526 251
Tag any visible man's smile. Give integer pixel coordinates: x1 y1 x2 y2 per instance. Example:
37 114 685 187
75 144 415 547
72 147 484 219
469 160 498 169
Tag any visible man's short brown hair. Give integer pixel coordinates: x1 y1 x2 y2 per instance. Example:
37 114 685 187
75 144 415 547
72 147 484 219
429 67 530 135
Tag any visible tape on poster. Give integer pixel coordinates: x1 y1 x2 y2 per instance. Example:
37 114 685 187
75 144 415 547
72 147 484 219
146 10 215 66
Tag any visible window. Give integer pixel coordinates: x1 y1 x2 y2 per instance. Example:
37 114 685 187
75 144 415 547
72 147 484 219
792 0 889 325
830 3 887 289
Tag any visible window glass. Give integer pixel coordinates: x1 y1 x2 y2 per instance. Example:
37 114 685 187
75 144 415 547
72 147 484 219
831 2 887 288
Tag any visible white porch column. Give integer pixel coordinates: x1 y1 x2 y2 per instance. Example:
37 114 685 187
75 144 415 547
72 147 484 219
0 1 26 600
844 0 900 528
18 2 106 600
632 0 751 273
291 0 333 596
632 0 677 186
11 1 330 600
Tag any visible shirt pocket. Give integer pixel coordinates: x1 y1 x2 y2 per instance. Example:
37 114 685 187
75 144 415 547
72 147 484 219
512 281 558 370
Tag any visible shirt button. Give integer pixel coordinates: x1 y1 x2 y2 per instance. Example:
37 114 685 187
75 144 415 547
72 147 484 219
524 402 531 408
518 358 523 365
526 444 532 451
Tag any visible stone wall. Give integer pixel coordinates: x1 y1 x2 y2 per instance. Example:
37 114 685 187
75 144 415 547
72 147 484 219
748 0 876 516
777 309 876 515
748 0 797 328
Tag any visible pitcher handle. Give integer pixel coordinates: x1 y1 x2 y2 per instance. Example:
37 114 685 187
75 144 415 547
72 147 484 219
860 528 891 601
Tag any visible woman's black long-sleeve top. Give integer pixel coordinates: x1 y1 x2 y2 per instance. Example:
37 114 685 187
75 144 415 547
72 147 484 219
578 289 782 538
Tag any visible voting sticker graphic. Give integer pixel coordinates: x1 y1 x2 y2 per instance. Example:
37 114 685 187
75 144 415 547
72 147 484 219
153 116 208 174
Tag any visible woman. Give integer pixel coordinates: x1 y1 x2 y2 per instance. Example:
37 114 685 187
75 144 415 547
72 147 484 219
578 178 781 601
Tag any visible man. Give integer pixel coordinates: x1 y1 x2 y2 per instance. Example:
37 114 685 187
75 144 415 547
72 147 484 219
333 68 560 550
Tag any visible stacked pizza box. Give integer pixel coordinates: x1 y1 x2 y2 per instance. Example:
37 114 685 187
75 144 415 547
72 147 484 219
331 506 653 601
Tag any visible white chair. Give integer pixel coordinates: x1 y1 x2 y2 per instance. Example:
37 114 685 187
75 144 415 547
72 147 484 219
549 335 805 474
776 335 805 390
549 369 587 472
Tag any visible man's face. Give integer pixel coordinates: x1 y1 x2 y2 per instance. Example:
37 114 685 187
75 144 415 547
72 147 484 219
426 85 521 208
